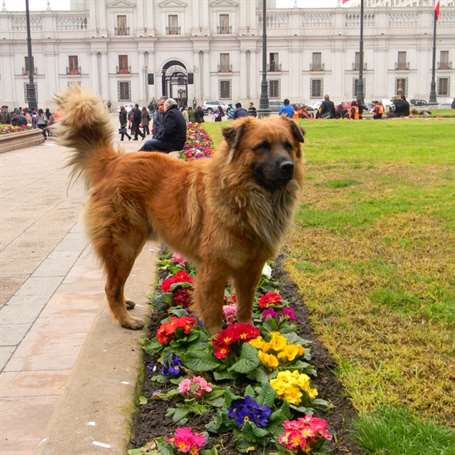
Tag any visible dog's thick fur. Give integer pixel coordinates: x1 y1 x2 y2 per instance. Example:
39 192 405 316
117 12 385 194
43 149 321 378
56 86 304 333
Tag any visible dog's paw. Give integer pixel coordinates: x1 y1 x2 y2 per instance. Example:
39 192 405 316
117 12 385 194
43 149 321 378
125 300 136 311
120 316 144 330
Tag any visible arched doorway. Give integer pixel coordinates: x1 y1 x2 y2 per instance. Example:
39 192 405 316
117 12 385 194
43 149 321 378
162 60 188 107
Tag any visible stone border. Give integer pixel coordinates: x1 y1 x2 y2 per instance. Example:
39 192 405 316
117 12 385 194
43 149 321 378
0 129 45 154
39 243 158 455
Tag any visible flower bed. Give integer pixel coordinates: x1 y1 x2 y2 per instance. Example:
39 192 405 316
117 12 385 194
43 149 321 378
0 124 31 135
128 252 338 455
180 123 214 160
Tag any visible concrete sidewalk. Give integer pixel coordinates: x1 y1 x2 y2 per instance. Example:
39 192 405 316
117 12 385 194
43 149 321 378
0 138 155 454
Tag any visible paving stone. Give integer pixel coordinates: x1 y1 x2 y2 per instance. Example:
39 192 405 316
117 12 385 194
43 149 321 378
0 347 15 371
0 275 27 308
0 294 49 325
0 324 30 347
33 250 82 278
14 276 63 299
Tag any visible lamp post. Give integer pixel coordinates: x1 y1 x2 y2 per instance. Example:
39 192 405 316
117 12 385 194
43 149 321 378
429 9 438 104
357 0 365 107
25 0 37 110
258 0 270 117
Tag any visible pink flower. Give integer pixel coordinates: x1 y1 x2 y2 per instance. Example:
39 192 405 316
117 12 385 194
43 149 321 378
262 308 279 320
223 304 237 324
192 376 213 397
171 252 186 264
178 378 192 395
166 427 206 454
282 307 297 321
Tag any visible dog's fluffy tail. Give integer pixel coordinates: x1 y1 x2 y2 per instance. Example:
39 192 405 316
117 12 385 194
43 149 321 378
55 85 118 188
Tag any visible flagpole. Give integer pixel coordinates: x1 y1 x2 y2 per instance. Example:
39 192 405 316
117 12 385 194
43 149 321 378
429 8 438 104
358 0 365 107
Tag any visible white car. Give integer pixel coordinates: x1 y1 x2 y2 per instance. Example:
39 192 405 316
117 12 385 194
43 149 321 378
203 100 229 114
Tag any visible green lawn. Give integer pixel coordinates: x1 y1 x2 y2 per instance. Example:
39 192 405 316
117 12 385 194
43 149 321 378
205 118 455 453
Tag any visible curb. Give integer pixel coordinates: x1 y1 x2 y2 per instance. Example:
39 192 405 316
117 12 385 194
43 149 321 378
39 242 158 455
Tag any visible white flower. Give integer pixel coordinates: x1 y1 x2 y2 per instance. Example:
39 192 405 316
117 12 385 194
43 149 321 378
262 263 272 279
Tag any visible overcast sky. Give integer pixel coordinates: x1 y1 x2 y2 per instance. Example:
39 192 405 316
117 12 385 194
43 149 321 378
4 0 340 11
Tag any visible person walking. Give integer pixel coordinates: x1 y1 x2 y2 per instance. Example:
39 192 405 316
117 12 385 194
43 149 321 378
140 98 187 153
119 106 131 141
141 106 151 136
247 102 257 117
131 104 144 140
187 106 196 123
279 99 294 118
194 106 205 123
37 109 48 138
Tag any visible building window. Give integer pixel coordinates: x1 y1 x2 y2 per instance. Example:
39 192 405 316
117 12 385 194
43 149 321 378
396 51 408 70
218 14 231 34
438 77 449 96
395 78 407 96
115 15 129 35
218 53 231 72
269 80 280 99
353 78 366 98
268 52 281 72
23 82 38 104
219 80 231 99
118 81 131 101
67 55 80 75
439 50 450 70
311 52 323 71
117 55 129 74
167 15 180 35
311 79 323 98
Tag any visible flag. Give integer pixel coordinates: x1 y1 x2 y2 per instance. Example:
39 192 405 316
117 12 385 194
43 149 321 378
434 0 441 20
342 0 351 3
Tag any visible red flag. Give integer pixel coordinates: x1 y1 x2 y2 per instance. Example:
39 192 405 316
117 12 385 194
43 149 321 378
434 0 441 20
342 0 351 3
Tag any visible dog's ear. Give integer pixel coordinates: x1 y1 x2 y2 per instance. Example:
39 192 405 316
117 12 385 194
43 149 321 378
222 120 249 162
281 117 304 158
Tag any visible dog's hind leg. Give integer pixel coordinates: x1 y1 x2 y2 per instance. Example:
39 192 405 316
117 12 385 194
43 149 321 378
95 230 146 330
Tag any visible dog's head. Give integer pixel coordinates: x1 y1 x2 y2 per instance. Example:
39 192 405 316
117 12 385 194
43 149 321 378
222 116 304 191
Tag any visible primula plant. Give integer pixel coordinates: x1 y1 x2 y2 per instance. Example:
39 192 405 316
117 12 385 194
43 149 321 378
135 254 333 454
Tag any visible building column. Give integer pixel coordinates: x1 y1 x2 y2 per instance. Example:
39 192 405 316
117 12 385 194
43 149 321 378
96 0 107 36
138 51 146 104
136 0 145 36
45 47 58 107
239 50 248 101
90 51 99 94
249 49 258 103
200 0 209 34
87 0 97 34
100 51 109 101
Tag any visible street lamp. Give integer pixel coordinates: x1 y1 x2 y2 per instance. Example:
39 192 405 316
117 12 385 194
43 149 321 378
429 8 438 104
357 0 365 108
25 0 37 110
258 0 270 117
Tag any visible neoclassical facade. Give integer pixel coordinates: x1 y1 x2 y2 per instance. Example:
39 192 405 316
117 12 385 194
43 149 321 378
0 0 454 108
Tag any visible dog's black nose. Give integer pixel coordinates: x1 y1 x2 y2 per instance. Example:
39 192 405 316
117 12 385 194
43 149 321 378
279 161 294 179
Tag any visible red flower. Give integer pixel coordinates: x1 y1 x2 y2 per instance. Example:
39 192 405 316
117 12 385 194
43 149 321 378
258 291 283 309
156 316 197 345
161 271 193 293
211 323 260 360
173 288 193 308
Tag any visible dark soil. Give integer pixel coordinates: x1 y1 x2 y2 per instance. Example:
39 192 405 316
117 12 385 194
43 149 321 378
129 254 363 455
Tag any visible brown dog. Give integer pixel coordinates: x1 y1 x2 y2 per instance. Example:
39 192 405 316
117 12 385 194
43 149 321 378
56 87 304 334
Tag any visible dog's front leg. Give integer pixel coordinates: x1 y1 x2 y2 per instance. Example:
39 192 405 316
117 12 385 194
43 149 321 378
193 263 228 335
233 261 265 325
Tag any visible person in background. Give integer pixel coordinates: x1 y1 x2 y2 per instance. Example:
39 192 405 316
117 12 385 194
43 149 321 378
372 101 384 120
45 108 51 121
194 106 205 123
131 104 144 140
451 98 455 109
152 97 166 136
248 102 257 117
350 100 360 120
401 95 410 117
0 105 11 124
279 98 294 118
141 106 151 136
319 95 336 119
140 98 187 153
119 106 131 141
214 106 224 122
187 106 196 123
23 108 32 125
233 102 248 119
36 108 48 138
181 106 189 122
31 109 38 128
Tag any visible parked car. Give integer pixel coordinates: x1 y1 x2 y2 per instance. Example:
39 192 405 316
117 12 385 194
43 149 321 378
202 100 229 114
410 99 428 106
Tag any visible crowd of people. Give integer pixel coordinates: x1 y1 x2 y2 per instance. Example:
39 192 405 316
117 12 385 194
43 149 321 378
0 105 55 138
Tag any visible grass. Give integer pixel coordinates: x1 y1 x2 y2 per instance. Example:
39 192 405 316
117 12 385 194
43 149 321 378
203 118 455 453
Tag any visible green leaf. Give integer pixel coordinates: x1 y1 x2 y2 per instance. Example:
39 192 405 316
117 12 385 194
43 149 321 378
250 366 269 385
312 398 331 410
258 383 276 408
201 449 219 455
244 385 255 398
213 369 236 381
228 344 259 374
242 421 269 442
127 449 144 455
138 395 148 405
183 350 220 372
143 338 163 356
284 332 311 346
290 404 313 414
156 440 175 455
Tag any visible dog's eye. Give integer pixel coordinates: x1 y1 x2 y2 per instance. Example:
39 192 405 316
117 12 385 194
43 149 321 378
253 141 270 151
283 141 293 151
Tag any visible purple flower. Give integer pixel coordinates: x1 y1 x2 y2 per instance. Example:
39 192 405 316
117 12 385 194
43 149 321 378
227 396 272 429
262 308 279 320
282 307 297 321
161 353 184 378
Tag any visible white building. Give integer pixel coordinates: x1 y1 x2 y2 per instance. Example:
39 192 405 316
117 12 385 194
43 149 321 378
0 0 454 108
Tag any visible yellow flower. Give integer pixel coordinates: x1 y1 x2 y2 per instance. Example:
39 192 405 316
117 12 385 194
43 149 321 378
268 332 288 352
277 344 304 362
249 337 266 350
307 387 318 400
283 386 302 405
270 370 318 406
258 351 279 369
